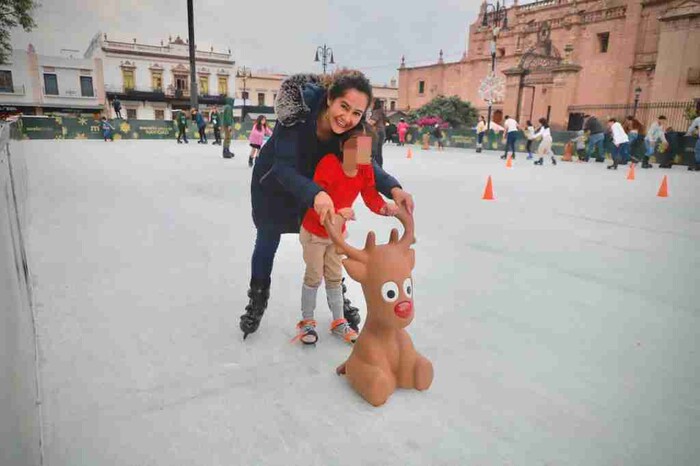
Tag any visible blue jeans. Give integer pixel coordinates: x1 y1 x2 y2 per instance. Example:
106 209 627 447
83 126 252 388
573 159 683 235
695 138 700 163
587 133 605 159
645 139 658 157
504 131 518 156
477 132 485 145
251 228 282 288
612 142 630 163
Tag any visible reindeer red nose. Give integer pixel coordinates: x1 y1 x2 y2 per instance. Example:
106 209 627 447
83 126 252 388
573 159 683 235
394 301 413 319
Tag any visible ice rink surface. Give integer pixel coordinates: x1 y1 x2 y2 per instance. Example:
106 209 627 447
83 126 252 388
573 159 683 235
13 139 700 465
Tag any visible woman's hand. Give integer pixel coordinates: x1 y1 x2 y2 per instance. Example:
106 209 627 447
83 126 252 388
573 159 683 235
314 191 335 225
390 188 415 215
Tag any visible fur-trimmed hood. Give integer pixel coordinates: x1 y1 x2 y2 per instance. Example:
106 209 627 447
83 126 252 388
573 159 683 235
274 74 326 127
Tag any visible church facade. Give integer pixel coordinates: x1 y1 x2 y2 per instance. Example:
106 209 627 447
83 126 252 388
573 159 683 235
398 0 700 129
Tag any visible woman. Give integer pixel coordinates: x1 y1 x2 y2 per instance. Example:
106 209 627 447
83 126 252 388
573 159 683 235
368 99 387 166
476 116 487 153
248 115 273 167
240 70 415 339
397 118 409 146
532 117 556 166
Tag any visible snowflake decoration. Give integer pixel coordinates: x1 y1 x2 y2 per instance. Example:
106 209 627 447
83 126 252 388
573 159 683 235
478 72 506 104
119 122 131 133
78 117 88 126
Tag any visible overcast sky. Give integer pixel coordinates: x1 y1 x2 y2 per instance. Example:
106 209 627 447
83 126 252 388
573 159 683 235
10 0 535 86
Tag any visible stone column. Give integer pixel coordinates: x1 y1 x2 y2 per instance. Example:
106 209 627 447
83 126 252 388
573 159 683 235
502 67 526 121
549 64 582 130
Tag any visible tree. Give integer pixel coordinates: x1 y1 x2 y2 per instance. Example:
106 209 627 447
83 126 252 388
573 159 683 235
0 0 39 65
408 95 479 129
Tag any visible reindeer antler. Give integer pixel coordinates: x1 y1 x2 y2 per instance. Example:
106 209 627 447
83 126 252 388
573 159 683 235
394 204 415 248
323 214 371 263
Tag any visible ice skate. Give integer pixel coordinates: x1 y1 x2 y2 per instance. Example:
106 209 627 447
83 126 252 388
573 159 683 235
240 285 270 339
341 277 361 331
293 319 318 345
330 318 358 344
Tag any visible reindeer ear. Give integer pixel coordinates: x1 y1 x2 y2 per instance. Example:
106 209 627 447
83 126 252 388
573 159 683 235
343 258 368 283
406 248 415 270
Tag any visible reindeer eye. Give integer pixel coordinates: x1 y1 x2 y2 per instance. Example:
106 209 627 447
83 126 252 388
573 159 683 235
403 278 413 298
381 282 399 303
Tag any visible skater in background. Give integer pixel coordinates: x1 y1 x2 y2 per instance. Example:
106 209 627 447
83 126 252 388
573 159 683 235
368 98 386 166
385 121 397 145
644 115 667 169
606 118 630 170
112 97 122 119
659 124 679 169
248 115 272 167
100 116 114 141
239 70 414 339
501 115 519 160
685 114 700 171
571 129 587 161
623 115 645 163
210 106 222 145
475 115 487 153
532 117 556 166
524 120 535 160
176 110 188 144
294 122 399 345
397 118 409 146
583 114 606 162
192 108 207 144
432 123 444 151
221 97 235 158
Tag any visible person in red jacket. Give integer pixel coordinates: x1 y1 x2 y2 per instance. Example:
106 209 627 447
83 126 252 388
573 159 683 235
294 123 399 345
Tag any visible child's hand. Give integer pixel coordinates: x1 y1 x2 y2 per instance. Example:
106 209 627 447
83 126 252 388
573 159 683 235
380 203 399 216
338 207 355 221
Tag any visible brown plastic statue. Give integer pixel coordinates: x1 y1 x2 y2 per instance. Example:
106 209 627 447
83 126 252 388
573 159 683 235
324 207 433 406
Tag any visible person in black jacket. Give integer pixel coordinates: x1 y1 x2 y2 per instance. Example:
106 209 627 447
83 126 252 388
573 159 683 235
240 70 415 339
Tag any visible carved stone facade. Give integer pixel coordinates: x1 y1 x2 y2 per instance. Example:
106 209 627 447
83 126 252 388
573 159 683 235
398 0 700 129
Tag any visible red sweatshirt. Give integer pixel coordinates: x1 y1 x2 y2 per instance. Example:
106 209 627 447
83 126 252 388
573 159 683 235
302 154 386 237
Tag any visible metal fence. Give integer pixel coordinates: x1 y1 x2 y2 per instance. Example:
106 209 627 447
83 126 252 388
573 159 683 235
567 101 697 132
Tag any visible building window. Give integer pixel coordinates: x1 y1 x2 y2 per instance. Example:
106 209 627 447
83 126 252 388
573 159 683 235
0 70 13 92
122 69 135 90
174 75 187 92
498 47 506 58
242 91 249 100
151 71 163 91
126 108 137 119
218 76 228 95
44 73 59 95
258 93 265 106
598 32 610 53
155 109 165 120
390 101 396 111
80 76 94 97
418 80 425 94
199 76 209 95
273 92 277 102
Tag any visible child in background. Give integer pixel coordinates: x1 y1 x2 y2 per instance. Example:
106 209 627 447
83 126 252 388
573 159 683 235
100 117 114 142
572 130 587 161
532 118 556 166
524 120 535 160
294 122 399 345
476 116 487 153
248 115 272 167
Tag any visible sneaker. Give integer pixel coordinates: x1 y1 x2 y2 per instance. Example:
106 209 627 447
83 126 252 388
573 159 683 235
293 319 318 345
330 318 358 344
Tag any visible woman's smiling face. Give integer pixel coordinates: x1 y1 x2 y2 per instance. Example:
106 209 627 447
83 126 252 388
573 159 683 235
326 89 369 135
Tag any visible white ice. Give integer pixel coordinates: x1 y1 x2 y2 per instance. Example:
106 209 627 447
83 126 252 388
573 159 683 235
13 139 700 465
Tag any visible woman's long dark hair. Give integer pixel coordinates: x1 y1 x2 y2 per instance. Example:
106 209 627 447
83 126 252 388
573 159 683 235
255 115 267 131
538 117 549 129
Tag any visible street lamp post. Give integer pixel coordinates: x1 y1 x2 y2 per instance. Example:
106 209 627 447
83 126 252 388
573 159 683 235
186 0 198 110
236 66 252 120
633 86 642 118
314 44 335 75
481 1 508 129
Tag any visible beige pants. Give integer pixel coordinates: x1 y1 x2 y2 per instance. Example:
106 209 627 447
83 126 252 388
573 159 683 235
538 138 553 156
300 227 343 288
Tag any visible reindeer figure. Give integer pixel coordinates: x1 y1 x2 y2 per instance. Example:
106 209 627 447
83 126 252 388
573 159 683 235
324 207 433 406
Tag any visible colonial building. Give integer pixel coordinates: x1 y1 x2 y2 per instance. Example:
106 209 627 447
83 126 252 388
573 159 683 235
84 33 236 120
398 0 700 129
0 45 105 117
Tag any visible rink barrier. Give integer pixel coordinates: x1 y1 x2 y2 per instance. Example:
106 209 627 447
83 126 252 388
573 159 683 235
17 116 697 165
0 121 43 465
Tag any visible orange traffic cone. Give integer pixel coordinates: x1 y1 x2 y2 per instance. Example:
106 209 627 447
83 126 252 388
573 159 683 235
626 163 635 180
562 142 574 162
657 175 668 197
406 148 413 159
482 176 495 200
506 154 513 168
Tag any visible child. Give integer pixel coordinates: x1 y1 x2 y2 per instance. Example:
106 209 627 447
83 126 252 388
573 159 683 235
295 123 399 345
192 109 207 144
176 110 188 144
100 117 114 142
572 130 587 161
607 118 630 170
210 106 222 145
476 116 487 153
532 118 556 166
432 123 444 151
524 120 535 159
248 115 272 167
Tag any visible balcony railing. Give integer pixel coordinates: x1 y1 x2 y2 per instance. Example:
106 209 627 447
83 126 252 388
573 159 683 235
0 85 26 96
43 87 96 98
105 84 229 101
